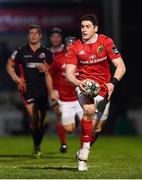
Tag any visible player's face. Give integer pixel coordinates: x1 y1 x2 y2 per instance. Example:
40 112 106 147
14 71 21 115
81 20 98 41
50 33 62 47
28 28 41 44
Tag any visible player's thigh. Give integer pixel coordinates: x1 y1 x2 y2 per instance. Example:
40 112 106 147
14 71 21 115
94 96 110 122
58 100 76 126
24 102 36 119
76 87 95 116
74 100 83 120
53 104 61 115
64 123 76 133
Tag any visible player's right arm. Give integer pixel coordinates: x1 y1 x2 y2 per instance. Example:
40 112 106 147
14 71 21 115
65 45 86 93
65 64 81 86
6 49 26 92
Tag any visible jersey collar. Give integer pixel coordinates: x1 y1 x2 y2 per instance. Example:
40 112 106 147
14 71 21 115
82 33 98 44
50 44 65 53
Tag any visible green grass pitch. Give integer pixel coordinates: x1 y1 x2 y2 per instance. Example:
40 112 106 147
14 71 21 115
0 135 142 179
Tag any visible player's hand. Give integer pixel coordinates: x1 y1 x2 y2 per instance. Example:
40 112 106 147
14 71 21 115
105 82 114 100
15 77 27 93
49 90 59 101
79 79 88 93
38 61 49 73
79 79 92 94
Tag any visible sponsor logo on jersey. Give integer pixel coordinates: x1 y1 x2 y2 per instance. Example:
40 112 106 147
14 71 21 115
26 62 41 68
89 55 96 59
97 45 104 53
38 52 46 59
112 46 119 54
79 50 86 55
80 56 107 64
24 55 32 58
27 98 34 103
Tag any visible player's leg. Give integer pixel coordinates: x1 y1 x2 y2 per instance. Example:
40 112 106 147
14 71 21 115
24 102 42 158
77 103 95 171
32 94 50 158
90 99 110 147
33 109 47 157
75 100 84 128
60 101 77 133
63 100 83 134
76 87 95 171
52 102 67 153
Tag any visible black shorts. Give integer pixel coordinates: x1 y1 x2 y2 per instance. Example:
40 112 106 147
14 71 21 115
21 90 49 111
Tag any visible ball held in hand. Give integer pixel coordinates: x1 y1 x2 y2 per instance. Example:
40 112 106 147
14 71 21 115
83 80 100 98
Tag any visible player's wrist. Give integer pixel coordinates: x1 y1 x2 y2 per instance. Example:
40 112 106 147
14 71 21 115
13 76 20 84
110 77 119 86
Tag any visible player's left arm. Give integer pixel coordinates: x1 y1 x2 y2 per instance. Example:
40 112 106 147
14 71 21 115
44 49 58 100
45 71 58 101
106 57 126 99
104 37 126 99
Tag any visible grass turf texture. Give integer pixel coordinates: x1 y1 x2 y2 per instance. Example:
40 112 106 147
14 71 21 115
0 135 142 179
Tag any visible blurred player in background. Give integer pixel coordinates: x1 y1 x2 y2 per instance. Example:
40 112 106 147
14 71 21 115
49 28 80 153
66 14 126 171
7 24 55 158
49 35 83 150
49 28 67 152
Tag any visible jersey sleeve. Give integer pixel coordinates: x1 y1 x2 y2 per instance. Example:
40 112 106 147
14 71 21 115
104 37 121 61
10 47 21 62
65 44 78 65
12 48 22 64
45 49 53 65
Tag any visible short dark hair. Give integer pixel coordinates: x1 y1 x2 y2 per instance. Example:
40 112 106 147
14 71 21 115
65 36 76 45
50 27 63 36
81 14 98 26
28 24 41 33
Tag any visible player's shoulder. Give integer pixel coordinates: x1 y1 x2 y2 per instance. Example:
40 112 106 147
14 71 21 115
17 45 29 54
73 38 82 46
13 45 26 55
12 46 21 54
69 38 83 49
98 34 113 45
41 45 52 53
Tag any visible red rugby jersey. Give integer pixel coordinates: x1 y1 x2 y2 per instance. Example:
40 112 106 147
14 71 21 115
49 49 77 102
66 34 121 97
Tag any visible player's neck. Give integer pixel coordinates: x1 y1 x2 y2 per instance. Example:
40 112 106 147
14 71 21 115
29 42 41 52
83 33 98 44
51 44 64 53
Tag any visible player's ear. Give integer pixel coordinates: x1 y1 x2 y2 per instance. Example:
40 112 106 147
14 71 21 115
94 26 98 32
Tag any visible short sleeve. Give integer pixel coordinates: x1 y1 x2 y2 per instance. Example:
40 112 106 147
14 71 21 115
12 48 22 64
10 47 21 62
104 37 121 61
45 49 53 65
65 45 78 65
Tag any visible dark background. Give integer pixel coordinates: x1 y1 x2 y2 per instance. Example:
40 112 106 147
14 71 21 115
0 0 141 136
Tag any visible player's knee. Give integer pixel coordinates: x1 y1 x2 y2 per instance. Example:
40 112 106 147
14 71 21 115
63 125 75 133
95 126 102 133
84 106 95 117
95 121 106 133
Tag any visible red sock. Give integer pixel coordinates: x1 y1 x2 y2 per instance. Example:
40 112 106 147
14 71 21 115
90 133 99 147
56 122 66 145
80 136 83 148
80 119 93 147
